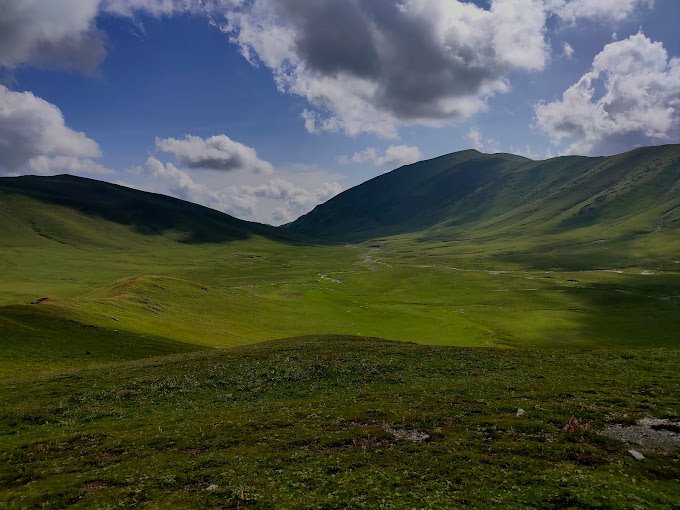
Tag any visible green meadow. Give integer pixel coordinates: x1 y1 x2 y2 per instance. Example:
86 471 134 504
1 146 679 508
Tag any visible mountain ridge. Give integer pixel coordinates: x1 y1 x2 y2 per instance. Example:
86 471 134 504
1 144 678 256
287 144 680 244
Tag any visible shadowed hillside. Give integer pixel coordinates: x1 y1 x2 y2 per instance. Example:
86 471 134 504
0 174 299 246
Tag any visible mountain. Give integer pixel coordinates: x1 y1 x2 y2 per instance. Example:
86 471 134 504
0 174 295 247
288 145 680 244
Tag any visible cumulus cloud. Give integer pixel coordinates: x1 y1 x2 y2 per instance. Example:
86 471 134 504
100 0 232 17
1 0 652 89
223 0 548 137
240 178 341 210
0 85 111 175
340 145 423 168
467 128 500 153
156 134 274 174
0 0 105 74
130 156 257 217
545 0 652 23
0 0 232 73
234 178 342 223
535 32 680 156
132 154 342 224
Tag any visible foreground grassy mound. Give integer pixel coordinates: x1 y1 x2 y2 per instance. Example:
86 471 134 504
2 336 678 509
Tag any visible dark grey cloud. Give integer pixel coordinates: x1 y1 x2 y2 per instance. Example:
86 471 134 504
0 0 105 75
281 0 381 79
226 0 548 136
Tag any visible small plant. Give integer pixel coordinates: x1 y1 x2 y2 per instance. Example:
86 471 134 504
564 416 592 433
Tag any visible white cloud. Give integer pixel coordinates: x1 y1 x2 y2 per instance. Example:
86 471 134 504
535 32 680 156
562 42 574 59
466 128 500 153
0 85 111 176
25 155 113 175
340 145 423 168
546 0 653 23
131 154 342 225
100 0 229 17
130 156 258 217
223 0 548 137
236 178 342 222
156 134 274 174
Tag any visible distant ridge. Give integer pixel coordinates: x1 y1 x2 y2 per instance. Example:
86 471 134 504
287 144 680 243
0 174 297 246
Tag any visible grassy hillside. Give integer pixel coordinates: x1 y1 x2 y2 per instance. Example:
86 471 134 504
1 160 679 379
289 145 680 266
0 304 203 380
0 174 295 246
1 336 678 508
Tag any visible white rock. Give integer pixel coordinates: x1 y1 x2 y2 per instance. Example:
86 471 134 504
206 484 219 491
516 408 525 418
628 449 645 461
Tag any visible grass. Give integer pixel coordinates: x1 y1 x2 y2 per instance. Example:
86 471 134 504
1 220 679 381
1 336 678 508
1 160 679 507
0 305 204 381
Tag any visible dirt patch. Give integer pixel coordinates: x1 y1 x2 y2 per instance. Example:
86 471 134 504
80 480 112 494
31 297 49 305
324 435 389 452
602 417 680 452
383 424 430 442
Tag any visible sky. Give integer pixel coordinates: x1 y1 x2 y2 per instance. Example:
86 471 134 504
1 0 678 225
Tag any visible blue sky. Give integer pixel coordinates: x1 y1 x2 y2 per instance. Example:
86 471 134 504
1 0 678 224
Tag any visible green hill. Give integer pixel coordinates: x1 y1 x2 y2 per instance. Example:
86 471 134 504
288 145 680 249
0 174 295 247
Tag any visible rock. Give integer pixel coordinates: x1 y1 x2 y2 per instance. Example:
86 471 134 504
205 484 218 491
628 449 645 461
31 297 49 305
516 408 525 418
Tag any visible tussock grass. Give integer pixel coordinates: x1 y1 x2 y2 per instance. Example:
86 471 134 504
1 336 678 508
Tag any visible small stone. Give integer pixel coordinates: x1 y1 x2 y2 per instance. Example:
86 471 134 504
205 484 219 491
516 408 525 418
628 449 645 461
